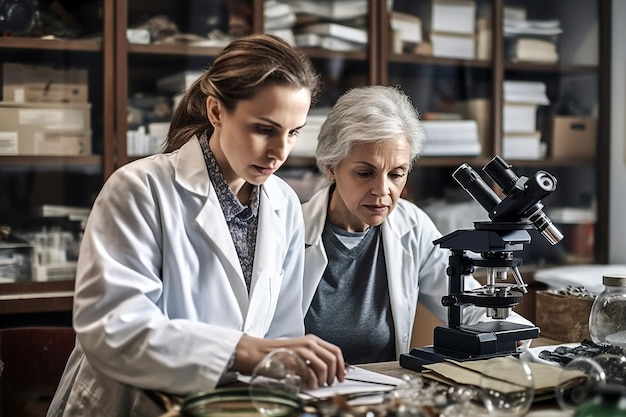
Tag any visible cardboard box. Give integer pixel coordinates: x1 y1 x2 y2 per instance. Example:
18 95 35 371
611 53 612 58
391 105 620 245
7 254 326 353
535 290 594 342
0 102 92 155
549 116 597 158
457 98 491 150
2 63 88 103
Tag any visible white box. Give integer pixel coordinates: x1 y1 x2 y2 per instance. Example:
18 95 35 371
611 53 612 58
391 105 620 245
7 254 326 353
430 32 475 59
126 28 151 44
391 11 422 44
503 103 538 133
502 132 543 160
431 0 476 35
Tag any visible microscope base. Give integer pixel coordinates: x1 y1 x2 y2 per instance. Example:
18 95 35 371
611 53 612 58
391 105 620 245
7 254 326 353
399 322 539 372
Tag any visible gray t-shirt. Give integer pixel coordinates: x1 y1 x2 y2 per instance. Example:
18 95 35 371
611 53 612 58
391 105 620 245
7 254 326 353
304 223 396 364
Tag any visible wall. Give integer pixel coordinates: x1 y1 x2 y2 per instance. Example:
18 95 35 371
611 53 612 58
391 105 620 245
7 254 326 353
609 0 626 262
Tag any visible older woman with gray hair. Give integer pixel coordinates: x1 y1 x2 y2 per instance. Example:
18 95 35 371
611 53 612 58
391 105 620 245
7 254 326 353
301 85 533 364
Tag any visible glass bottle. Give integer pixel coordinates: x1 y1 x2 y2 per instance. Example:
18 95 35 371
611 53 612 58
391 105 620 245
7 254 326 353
589 275 626 348
573 386 626 417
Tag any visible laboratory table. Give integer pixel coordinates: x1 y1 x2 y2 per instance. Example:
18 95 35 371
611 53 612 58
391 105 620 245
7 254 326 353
161 337 568 417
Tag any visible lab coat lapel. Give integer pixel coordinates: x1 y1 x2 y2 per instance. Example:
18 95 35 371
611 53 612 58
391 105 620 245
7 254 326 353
174 137 248 306
383 211 415 352
302 188 330 310
250 181 285 292
245 180 286 331
195 192 246 287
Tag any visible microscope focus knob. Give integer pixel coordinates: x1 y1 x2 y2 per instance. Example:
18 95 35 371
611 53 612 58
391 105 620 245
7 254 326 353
446 265 474 277
442 295 458 307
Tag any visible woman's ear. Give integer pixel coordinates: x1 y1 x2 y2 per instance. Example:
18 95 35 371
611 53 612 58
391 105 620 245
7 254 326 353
325 168 335 182
206 96 222 127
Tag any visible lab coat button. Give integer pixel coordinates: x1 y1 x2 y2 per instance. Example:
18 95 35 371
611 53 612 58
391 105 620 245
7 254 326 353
403 334 409 342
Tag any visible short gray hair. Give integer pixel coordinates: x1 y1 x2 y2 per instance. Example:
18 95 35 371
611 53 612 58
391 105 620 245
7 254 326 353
315 85 425 176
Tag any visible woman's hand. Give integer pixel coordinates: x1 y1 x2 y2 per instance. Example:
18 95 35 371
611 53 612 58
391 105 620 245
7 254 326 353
232 333 345 388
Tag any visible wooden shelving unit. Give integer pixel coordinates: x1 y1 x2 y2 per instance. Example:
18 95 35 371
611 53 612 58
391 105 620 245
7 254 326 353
0 0 611 324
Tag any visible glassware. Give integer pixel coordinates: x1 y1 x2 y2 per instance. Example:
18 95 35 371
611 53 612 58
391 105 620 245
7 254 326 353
556 353 626 414
573 385 626 417
249 349 308 416
589 274 626 348
555 356 607 411
479 357 535 416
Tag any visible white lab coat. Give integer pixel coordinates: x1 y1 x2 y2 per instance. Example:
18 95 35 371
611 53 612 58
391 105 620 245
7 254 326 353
301 186 533 359
47 137 305 416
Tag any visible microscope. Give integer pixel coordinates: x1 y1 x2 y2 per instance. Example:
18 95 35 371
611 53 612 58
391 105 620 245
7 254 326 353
400 156 564 371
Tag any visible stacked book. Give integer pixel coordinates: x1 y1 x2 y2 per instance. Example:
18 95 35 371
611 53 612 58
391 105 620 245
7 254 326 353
285 0 368 52
421 118 481 156
389 11 422 53
502 80 549 160
503 6 562 63
428 0 476 60
265 0 297 45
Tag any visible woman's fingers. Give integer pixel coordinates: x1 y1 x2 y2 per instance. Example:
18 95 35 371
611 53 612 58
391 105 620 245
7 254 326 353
236 334 345 389
294 335 345 388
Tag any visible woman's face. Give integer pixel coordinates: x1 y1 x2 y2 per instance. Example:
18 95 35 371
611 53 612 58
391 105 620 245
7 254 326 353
208 84 311 188
328 138 411 232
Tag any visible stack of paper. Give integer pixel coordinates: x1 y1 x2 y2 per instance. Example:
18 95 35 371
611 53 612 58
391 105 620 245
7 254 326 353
237 365 402 406
510 38 559 63
503 80 550 105
429 0 476 59
502 80 549 160
286 0 368 21
390 11 422 52
298 22 367 45
421 120 481 156
503 6 562 63
265 0 297 44
287 0 368 51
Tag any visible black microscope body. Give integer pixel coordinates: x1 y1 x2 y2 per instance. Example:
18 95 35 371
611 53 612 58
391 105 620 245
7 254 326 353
400 156 563 372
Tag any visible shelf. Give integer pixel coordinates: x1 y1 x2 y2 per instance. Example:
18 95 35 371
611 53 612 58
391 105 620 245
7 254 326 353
298 48 368 61
415 157 595 168
504 61 599 74
127 43 224 56
389 53 492 68
0 281 74 315
0 280 74 295
128 44 370 61
0 37 102 52
0 0 611 314
0 155 102 168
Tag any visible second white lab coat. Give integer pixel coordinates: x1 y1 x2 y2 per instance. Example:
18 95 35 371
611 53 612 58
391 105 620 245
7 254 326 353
302 186 533 359
47 136 305 416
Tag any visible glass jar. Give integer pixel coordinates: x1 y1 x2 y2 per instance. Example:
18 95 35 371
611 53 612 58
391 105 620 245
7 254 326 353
589 274 626 348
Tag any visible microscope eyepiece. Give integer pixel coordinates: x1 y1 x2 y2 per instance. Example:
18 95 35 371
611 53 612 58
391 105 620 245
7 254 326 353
483 156 518 194
452 163 500 213
455 156 564 246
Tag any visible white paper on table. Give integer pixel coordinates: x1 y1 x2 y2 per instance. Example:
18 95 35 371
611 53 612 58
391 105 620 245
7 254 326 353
237 366 402 404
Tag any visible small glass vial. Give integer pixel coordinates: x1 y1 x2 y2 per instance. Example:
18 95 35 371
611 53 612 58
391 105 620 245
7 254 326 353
589 274 626 348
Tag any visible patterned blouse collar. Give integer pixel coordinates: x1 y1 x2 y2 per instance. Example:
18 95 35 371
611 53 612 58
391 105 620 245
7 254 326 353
198 132 260 220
